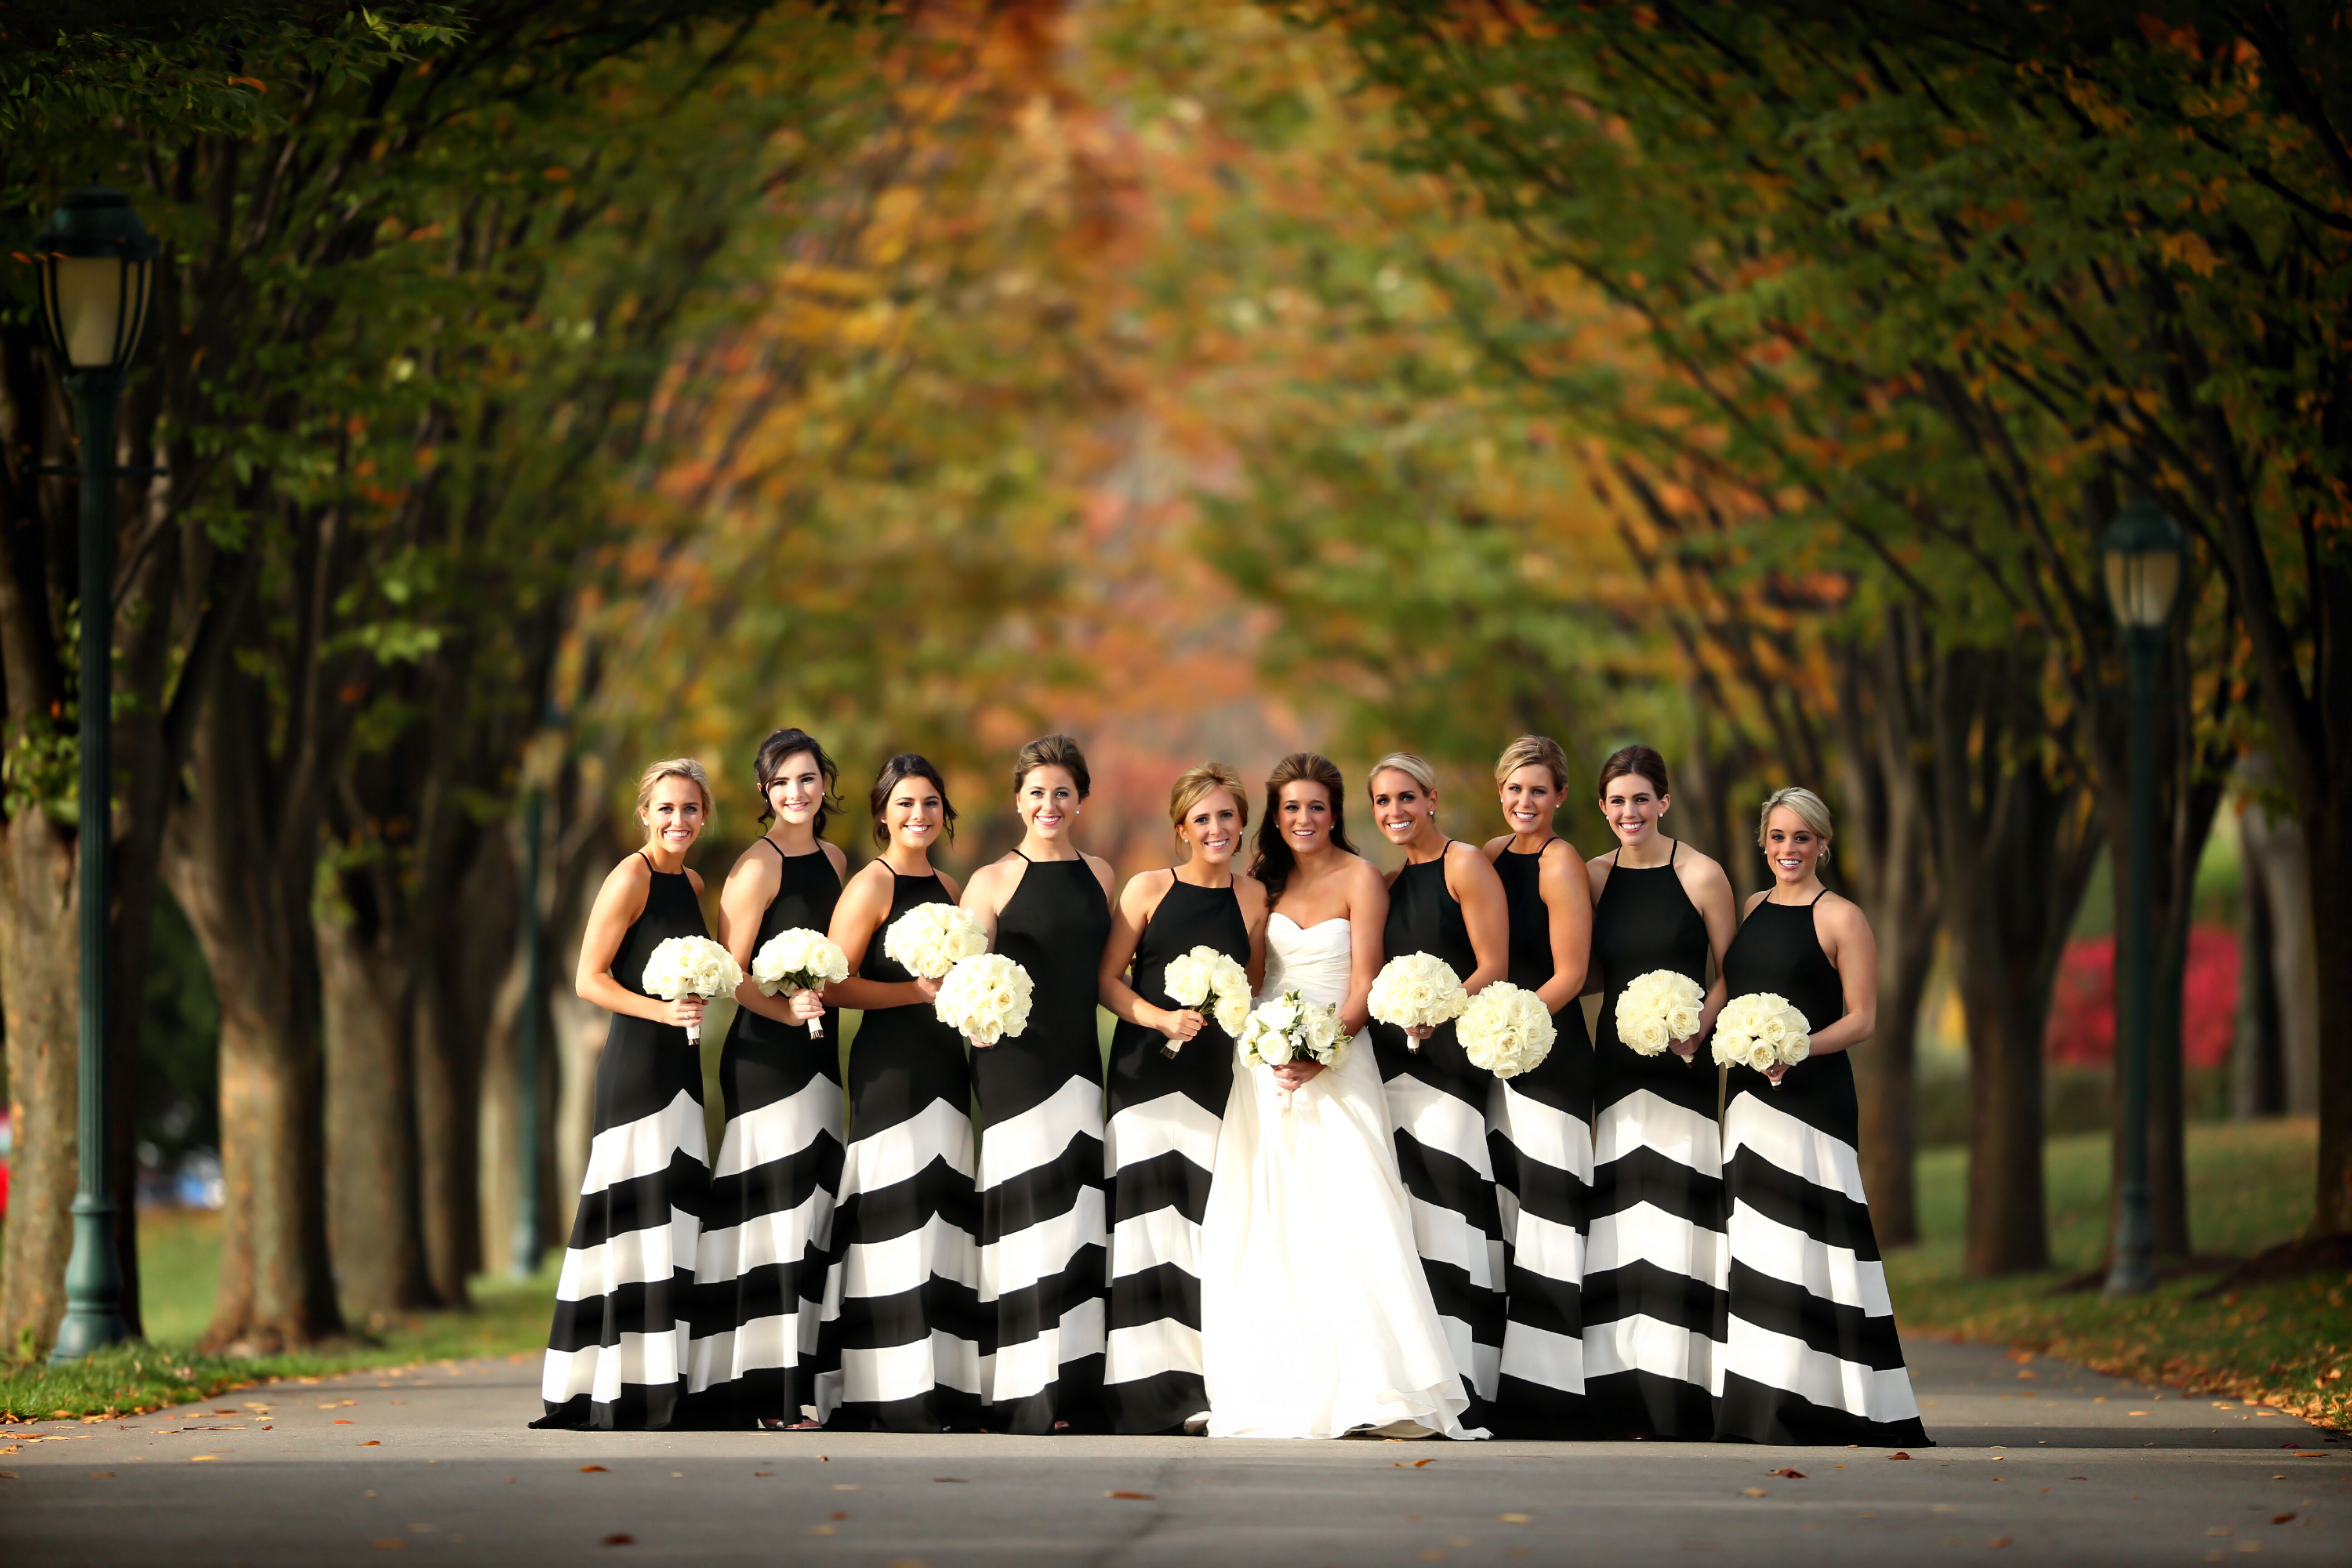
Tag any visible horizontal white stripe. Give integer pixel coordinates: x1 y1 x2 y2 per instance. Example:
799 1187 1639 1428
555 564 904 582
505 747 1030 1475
1406 1195 1503 1286
1584 1313 1714 1387
834 1211 980 1298
1105 1317 1203 1387
1506 1208 1587 1284
1489 1085 1594 1179
686 1309 819 1393
1385 1074 1495 1174
987 1295 1106 1402
696 1185 830 1281
711 1077 842 1179
841 1098 975 1194
1105 1090 1221 1176
1110 1205 1201 1282
1717 1315 1920 1420
580 1090 707 1196
980 1185 1107 1302
1723 1093 1867 1205
1585 1200 1725 1286
1439 1317 1500 1402
1499 1320 1586 1395
979 1076 1103 1185
1593 1088 1720 1176
1727 1199 1893 1316
555 1209 699 1301
541 1326 690 1405
834 1331 985 1404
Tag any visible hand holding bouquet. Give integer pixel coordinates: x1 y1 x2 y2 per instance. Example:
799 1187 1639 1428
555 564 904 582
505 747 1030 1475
642 936 744 1047
1160 945 1253 1058
1367 951 1470 1052
751 927 850 1037
933 952 1034 1047
1457 982 1556 1080
882 902 989 980
1614 969 1706 1063
1710 992 1812 1084
1239 989 1347 1111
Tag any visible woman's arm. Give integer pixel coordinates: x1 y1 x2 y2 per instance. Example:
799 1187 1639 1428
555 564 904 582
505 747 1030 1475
1237 875 1270 994
1533 838 1593 1016
1446 841 1511 996
1339 859 1390 1038
824 864 937 1012
1100 871 1195 1042
1580 855 1612 997
1782 896 1877 1072
575 856 701 1029
1681 850 1742 1058
721 846 809 1026
960 860 1013 944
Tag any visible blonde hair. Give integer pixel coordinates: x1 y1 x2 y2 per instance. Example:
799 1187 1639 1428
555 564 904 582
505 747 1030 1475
1170 761 1249 838
634 757 713 830
1494 734 1572 792
1367 751 1438 797
1756 786 1834 858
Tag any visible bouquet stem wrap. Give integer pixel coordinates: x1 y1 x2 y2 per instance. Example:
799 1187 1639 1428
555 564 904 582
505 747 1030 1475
1710 992 1812 1085
642 936 744 1048
1239 989 1347 1112
1159 945 1253 1059
1613 968 1706 1063
1367 952 1469 1054
751 928 850 1038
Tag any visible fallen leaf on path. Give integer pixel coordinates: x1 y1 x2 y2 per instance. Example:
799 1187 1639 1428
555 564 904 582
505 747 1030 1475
1413 1457 1436 1467
1103 1490 1154 1500
1888 1452 1912 1460
580 1465 608 1472
2272 1514 2296 1524
0 1473 16 1480
1769 1469 1804 1479
602 1533 634 1546
1498 1513 1531 1523
754 1471 774 1477
1742 1488 1768 1497
809 1525 836 1536
931 1477 967 1483
359 1441 381 1446
369 1541 407 1551
333 1420 354 1425
86 1471 114 1478
828 1512 847 1520
831 1483 860 1490
1988 1537 2012 1548
188 1455 222 1462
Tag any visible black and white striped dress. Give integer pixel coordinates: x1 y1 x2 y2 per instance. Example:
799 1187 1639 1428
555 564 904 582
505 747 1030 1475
1485 838 1596 1436
1583 843 1724 1439
1371 846 1505 1415
534 855 710 1430
974 853 1112 1432
814 869 984 1431
1716 892 1926 1446
1102 875 1246 1433
687 841 843 1426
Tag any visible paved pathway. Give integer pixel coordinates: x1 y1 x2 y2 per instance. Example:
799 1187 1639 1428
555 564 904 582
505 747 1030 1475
3 1338 2345 1565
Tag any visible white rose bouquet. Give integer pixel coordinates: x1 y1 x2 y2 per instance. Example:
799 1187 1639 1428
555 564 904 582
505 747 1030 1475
642 935 744 1047
882 902 988 980
1159 945 1253 1058
1457 982 1557 1080
1613 968 1707 1062
1710 992 1812 1083
750 927 850 1037
1367 951 1470 1053
933 952 1034 1048
1238 989 1347 1111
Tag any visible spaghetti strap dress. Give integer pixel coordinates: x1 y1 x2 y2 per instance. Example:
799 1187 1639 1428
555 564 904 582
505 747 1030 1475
534 854 711 1430
974 853 1113 1432
687 840 844 1427
1102 874 1248 1433
1370 846 1505 1416
1716 892 1926 1446
813 869 983 1431
1486 838 1597 1437
1583 842 1725 1440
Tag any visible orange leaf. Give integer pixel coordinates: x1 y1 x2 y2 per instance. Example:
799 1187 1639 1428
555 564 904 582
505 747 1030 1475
1414 1457 1436 1467
1102 1490 1154 1500
580 1465 608 1472
1889 1451 1912 1460
1769 1468 1804 1479
602 1534 634 1546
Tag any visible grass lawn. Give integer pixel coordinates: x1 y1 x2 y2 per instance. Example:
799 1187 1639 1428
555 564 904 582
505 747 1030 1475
1888 1116 2351 1431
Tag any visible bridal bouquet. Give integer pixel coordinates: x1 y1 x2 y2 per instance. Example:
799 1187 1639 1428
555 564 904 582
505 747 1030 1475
933 952 1034 1047
1239 989 1347 1110
1710 992 1812 1082
1457 982 1556 1081
1614 969 1706 1062
642 936 743 1047
751 927 850 1037
1160 945 1253 1058
1367 951 1469 1052
882 902 989 980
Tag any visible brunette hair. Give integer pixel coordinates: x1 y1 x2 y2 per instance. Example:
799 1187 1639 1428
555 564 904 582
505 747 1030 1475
1757 785 1835 860
1494 734 1573 793
753 727 840 834
1366 751 1438 797
1013 732 1092 799
1169 761 1249 842
1250 751 1357 902
1596 744 1671 800
867 752 958 849
634 757 712 829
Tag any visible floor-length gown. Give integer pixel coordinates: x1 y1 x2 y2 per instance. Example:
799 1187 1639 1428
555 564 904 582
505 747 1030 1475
974 853 1113 1432
1486 838 1597 1436
687 842 843 1426
1715 892 1927 1446
814 870 984 1431
1371 848 1506 1414
534 854 711 1431
1583 843 1725 1439
1102 876 1246 1433
1199 912 1485 1441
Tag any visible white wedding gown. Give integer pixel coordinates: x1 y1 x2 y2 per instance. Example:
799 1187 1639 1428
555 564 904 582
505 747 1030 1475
1198 913 1485 1440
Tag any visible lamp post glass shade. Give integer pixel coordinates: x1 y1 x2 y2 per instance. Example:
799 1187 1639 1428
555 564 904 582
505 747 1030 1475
2102 497 2185 630
32 184 157 373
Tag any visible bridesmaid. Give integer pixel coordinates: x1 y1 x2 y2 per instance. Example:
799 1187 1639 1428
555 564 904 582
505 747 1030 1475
1580 744 1738 1440
1365 751 1512 1417
1715 788 1926 1446
1480 735 1597 1438
961 734 1116 1433
1097 762 1267 1434
534 759 717 1431
814 754 983 1431
688 729 848 1430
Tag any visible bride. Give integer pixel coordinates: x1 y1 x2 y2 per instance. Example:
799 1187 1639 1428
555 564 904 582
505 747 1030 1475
1198 752 1486 1440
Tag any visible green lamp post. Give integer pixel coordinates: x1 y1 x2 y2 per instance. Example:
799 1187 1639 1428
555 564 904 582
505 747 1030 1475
2100 495 2185 1300
33 183 157 1360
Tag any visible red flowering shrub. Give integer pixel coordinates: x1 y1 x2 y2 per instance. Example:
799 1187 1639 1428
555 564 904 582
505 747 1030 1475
2043 926 2239 1068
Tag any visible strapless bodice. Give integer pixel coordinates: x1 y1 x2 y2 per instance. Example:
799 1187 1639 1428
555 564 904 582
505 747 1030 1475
1261 913 1354 1010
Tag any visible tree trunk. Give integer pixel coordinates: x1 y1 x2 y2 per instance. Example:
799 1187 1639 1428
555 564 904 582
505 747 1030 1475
0 809 78 1358
2234 799 2287 1119
317 906 436 1327
2239 795 2320 1116
2312 796 2352 1235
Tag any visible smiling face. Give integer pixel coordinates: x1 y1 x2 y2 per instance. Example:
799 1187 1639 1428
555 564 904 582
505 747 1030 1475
1276 779 1338 856
1017 764 1082 843
883 775 945 854
642 774 707 856
1497 763 1561 839
1761 805 1827 886
1179 786 1244 868
1600 771 1668 849
765 751 826 831
1369 768 1437 847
